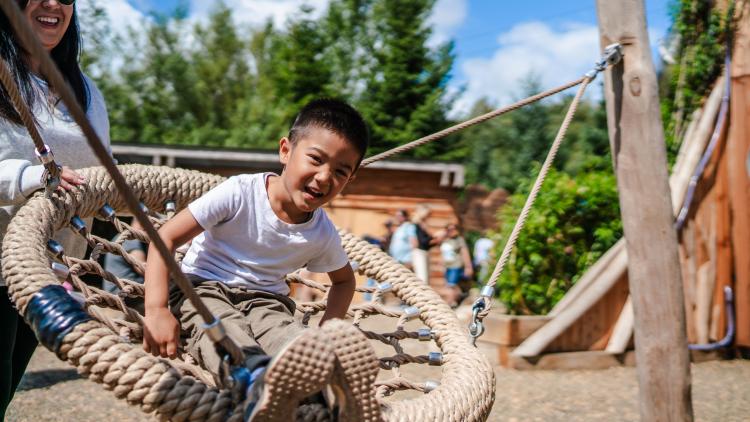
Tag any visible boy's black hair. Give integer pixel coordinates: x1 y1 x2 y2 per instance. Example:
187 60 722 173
288 98 369 164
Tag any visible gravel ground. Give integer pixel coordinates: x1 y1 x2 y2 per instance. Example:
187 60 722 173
7 345 750 422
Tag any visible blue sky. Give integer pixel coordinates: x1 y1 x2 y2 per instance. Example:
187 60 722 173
107 0 674 115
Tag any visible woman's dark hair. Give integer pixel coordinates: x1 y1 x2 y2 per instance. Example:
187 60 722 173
0 1 89 125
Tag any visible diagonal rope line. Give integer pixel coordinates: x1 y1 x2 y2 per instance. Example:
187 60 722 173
0 56 61 182
0 0 244 365
479 76 593 317
360 77 586 167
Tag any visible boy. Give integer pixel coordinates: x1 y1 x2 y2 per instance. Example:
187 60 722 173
142 99 369 420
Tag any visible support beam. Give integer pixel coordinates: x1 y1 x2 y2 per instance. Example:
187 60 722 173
596 1 693 421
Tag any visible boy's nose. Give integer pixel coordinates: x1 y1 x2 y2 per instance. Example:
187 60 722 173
314 170 332 186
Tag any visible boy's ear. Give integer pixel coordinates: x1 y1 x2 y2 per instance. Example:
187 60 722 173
279 137 292 165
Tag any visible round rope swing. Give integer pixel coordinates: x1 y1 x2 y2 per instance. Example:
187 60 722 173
0 1 623 420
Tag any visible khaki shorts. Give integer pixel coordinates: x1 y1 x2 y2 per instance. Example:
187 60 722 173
169 278 306 378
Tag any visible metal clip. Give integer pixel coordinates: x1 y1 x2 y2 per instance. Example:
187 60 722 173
422 380 440 393
46 239 64 258
585 43 623 78
468 300 486 346
50 262 70 280
402 306 420 321
428 352 443 366
164 200 176 213
98 203 116 221
377 282 393 293
202 317 227 343
139 202 149 214
34 144 55 165
70 216 87 235
417 328 433 341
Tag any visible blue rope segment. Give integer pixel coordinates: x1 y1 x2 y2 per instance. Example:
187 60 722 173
24 284 92 354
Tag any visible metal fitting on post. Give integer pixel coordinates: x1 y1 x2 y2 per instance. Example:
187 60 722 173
585 43 623 78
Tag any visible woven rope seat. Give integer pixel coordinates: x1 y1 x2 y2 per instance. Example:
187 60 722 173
2 164 495 422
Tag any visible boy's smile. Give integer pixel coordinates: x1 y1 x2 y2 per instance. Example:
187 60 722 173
269 127 361 224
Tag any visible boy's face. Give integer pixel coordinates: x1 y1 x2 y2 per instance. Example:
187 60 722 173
278 127 361 216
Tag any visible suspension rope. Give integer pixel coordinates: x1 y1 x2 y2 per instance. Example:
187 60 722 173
0 0 244 366
360 77 587 167
468 44 623 344
0 56 61 193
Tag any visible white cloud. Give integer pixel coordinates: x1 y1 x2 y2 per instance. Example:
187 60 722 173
189 0 330 28
453 21 601 116
429 0 468 46
78 0 145 37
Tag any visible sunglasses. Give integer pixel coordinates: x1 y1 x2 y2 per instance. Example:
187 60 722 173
25 0 76 6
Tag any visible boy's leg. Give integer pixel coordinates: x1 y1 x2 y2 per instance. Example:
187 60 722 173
236 290 307 357
171 281 267 378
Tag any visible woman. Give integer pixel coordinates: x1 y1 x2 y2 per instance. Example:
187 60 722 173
1 0 112 418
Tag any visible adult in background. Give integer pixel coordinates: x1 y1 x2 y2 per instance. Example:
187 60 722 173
388 209 417 269
411 205 435 283
0 0 112 418
439 223 473 307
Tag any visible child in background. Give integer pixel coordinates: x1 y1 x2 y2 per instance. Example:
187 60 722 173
142 99 368 419
440 223 473 307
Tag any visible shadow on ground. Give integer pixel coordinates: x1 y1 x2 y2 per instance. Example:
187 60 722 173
17 369 80 391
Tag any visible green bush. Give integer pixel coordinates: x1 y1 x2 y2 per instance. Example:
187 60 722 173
490 168 622 315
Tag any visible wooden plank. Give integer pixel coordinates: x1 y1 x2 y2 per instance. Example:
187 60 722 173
606 295 634 353
596 2 693 420
549 239 626 317
694 262 715 344
712 135 732 341
508 350 635 370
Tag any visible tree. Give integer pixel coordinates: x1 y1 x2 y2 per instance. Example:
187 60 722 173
359 0 455 157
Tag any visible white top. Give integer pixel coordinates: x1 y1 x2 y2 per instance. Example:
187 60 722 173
181 173 349 295
0 74 112 286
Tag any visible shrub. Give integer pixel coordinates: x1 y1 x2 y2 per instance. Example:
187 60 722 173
490 168 622 315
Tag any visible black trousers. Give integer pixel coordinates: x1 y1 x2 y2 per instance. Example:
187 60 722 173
0 286 38 420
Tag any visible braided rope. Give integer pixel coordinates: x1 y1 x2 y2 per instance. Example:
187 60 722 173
360 76 586 167
2 165 494 421
478 76 592 317
0 55 61 182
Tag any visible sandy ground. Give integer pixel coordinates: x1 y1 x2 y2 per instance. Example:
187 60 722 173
7 338 750 421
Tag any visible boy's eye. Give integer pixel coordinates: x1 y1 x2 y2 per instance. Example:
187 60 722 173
308 155 322 164
336 169 349 178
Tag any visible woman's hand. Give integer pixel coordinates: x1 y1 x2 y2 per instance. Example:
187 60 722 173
58 166 86 191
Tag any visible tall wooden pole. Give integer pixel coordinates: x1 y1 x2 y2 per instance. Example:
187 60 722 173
595 1 693 421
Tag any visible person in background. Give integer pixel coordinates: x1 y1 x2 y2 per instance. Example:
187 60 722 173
103 219 147 292
439 223 473 308
411 205 435 283
388 209 417 269
472 234 494 283
0 1 113 418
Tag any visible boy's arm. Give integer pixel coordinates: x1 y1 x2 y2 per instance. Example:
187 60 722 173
320 263 356 325
143 209 205 358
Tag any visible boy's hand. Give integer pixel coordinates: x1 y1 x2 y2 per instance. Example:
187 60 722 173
143 307 180 359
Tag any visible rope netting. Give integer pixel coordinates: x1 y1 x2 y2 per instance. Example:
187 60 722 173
2 164 494 421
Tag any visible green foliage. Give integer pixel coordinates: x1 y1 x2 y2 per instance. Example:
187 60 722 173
457 77 612 193
87 0 454 154
491 168 622 315
660 0 734 163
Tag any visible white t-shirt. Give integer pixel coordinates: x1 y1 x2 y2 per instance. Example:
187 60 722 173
181 173 349 295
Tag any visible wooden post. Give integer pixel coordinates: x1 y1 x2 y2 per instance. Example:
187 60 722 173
727 0 750 348
595 1 693 421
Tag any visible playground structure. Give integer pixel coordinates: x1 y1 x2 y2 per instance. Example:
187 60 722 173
1 0 747 421
468 0 750 376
